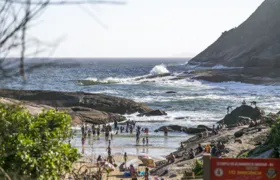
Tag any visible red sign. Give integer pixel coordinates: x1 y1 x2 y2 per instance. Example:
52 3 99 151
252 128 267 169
211 158 280 180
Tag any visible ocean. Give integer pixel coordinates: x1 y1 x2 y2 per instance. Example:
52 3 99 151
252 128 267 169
2 58 280 157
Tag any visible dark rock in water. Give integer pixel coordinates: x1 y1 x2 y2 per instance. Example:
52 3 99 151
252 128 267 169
145 73 171 79
192 68 280 85
197 124 212 131
77 79 114 86
156 125 184 132
169 76 187 81
155 125 208 134
0 89 152 114
166 91 176 94
219 105 265 125
184 127 206 134
175 117 186 120
138 109 167 117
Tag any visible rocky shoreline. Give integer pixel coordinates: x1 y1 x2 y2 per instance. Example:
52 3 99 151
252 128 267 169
0 89 154 125
189 67 280 85
150 104 280 179
1 89 279 179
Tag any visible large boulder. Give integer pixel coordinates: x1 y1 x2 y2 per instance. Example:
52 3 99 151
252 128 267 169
197 124 212 131
155 125 209 134
184 127 206 134
138 109 167 117
219 105 265 125
0 89 152 114
156 125 184 132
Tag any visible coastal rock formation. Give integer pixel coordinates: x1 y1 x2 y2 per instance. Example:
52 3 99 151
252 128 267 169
220 105 265 125
138 109 167 117
189 0 280 68
156 125 210 134
0 89 152 114
166 91 176 94
0 97 125 126
0 97 53 115
234 126 266 138
59 107 125 125
156 125 184 132
191 68 280 85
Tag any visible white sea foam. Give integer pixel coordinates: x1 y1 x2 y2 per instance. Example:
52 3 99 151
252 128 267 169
149 64 170 75
211 65 242 69
85 77 134 84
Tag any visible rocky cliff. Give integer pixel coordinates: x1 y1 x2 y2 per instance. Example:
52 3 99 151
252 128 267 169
189 0 280 67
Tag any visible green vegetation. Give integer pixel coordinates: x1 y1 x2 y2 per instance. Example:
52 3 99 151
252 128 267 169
237 150 249 158
269 116 280 146
0 104 80 179
192 159 203 176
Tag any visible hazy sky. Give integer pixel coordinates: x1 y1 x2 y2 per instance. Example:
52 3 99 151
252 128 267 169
28 0 264 58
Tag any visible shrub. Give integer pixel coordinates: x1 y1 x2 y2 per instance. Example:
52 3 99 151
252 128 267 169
0 104 80 179
269 116 280 146
192 159 203 176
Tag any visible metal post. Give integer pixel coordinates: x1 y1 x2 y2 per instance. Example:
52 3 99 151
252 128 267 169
203 154 211 180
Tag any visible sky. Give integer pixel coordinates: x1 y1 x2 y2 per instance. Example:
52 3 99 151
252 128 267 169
28 0 264 58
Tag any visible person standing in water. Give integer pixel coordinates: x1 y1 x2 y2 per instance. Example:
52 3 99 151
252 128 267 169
124 152 128 163
92 124 96 136
163 126 168 136
136 133 140 144
142 138 145 145
81 125 85 136
111 133 113 140
97 125 100 137
146 137 149 145
114 119 118 129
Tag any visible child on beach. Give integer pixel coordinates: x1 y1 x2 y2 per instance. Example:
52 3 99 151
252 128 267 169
142 138 145 145
144 167 150 180
146 137 149 145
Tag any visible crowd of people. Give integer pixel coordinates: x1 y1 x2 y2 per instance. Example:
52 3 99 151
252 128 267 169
79 120 155 179
80 119 153 148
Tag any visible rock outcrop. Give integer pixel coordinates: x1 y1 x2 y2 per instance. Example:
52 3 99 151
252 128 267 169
59 107 125 125
155 125 210 134
0 89 152 114
189 0 280 68
138 109 167 117
0 97 125 126
219 105 265 125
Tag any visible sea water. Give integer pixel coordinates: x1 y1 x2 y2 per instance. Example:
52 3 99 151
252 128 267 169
2 58 280 157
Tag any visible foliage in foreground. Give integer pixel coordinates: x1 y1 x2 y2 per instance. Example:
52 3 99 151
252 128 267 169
192 159 203 176
269 116 280 146
0 104 80 179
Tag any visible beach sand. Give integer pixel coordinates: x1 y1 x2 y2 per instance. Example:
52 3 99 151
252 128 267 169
71 154 184 180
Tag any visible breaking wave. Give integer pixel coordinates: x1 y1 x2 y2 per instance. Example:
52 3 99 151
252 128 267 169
149 64 170 75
